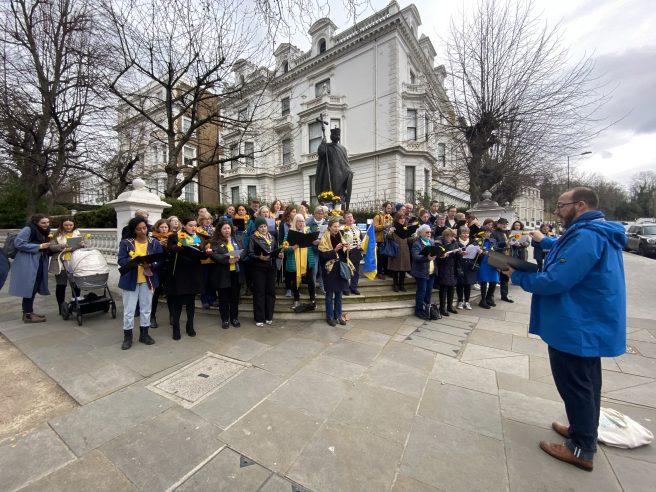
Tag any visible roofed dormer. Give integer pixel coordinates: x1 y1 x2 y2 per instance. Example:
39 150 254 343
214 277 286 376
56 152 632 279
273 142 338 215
401 3 421 38
308 18 338 57
418 34 436 67
274 43 303 74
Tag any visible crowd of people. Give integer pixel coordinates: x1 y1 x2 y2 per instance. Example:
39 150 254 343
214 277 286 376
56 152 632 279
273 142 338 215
6 197 555 350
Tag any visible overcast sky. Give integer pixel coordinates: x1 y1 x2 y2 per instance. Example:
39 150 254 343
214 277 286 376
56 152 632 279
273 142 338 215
304 0 656 188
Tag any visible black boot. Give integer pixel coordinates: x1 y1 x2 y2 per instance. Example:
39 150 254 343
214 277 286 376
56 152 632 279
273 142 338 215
486 283 497 307
439 288 449 316
172 325 181 340
447 288 457 314
399 274 407 292
150 316 158 329
121 329 133 350
186 321 196 337
478 283 490 309
392 273 399 292
139 326 155 345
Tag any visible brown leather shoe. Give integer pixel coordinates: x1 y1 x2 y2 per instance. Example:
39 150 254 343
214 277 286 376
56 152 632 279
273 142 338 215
539 441 593 471
23 314 46 323
552 421 571 439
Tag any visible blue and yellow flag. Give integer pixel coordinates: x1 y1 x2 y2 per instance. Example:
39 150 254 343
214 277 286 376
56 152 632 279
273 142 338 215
361 223 377 280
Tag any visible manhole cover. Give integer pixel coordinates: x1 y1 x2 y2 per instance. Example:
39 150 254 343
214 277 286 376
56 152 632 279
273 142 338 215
148 352 249 407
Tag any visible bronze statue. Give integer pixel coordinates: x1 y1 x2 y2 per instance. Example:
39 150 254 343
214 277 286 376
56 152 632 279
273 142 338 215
315 121 353 209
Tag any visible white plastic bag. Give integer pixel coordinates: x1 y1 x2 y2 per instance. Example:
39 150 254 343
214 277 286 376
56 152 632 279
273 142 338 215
597 407 654 449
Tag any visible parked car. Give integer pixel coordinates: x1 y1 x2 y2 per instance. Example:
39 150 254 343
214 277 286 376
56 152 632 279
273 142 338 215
625 224 656 257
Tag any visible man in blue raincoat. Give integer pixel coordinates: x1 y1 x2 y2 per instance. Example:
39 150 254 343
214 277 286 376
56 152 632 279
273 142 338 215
504 187 626 472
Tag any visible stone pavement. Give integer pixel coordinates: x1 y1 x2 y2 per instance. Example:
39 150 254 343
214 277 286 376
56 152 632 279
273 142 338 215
1 252 655 491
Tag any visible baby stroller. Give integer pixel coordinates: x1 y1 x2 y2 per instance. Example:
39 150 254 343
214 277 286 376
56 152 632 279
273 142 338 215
61 248 117 326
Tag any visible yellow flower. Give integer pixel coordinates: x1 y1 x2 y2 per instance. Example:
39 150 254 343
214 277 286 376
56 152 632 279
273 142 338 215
283 241 290 248
178 232 187 239
84 233 91 239
514 234 521 240
129 250 136 258
177 242 182 247
48 233 53 238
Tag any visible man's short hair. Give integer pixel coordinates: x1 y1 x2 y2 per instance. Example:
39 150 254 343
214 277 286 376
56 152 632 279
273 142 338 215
430 200 439 206
570 187 599 208
447 206 457 213
135 209 148 218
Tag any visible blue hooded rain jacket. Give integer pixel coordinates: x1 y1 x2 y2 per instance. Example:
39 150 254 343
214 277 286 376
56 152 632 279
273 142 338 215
511 211 626 357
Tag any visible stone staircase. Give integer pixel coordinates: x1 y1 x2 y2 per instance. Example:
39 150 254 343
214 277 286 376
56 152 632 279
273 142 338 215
196 276 419 320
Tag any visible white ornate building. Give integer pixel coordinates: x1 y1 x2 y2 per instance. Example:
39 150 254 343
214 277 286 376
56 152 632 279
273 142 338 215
221 1 466 207
512 186 544 227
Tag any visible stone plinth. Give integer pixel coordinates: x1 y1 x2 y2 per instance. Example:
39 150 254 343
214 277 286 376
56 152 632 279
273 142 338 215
107 178 171 244
468 191 516 223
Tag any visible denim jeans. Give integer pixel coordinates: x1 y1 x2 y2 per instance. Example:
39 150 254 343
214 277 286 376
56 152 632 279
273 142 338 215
122 283 153 331
414 276 433 314
349 261 360 292
325 290 343 320
200 266 217 306
548 346 601 460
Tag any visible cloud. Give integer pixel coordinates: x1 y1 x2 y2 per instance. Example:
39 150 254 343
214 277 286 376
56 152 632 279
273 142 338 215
601 150 613 159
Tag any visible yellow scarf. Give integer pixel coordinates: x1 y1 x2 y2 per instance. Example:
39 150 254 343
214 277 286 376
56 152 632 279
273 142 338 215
318 232 354 275
294 247 308 286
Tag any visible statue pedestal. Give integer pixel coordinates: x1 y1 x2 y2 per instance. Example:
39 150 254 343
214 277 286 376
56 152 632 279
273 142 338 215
107 178 171 244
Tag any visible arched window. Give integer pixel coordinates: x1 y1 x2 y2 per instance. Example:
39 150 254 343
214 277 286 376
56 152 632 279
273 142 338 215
318 38 326 53
239 74 245 85
282 61 289 73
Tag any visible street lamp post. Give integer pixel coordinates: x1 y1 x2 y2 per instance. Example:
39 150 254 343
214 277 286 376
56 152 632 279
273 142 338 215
567 151 592 188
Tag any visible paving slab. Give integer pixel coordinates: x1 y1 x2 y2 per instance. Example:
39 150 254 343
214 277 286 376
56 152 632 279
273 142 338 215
604 381 656 408
602 357 623 372
511 335 548 358
49 385 174 456
615 353 656 378
287 419 404 492
466 328 513 351
421 323 470 338
601 370 654 393
466 354 530 378
192 367 284 430
469 306 507 321
251 337 326 376
0 424 75 492
176 447 272 491
361 357 428 398
342 327 391 347
391 474 443 492
496 372 560 402
430 317 475 331
215 337 272 362
400 416 508 492
404 335 460 357
475 318 527 336
244 326 296 346
18 449 137 492
100 406 223 492
632 340 656 359
529 355 552 380
461 343 519 360
498 389 566 429
411 327 465 346
332 383 418 444
378 341 436 372
302 354 367 381
606 453 656 491
56 362 143 404
268 368 352 419
219 399 322 474
259 473 300 492
626 329 656 343
322 339 382 366
504 311 530 324
295 321 348 343
418 380 503 440
430 355 498 395
503 419 621 491
627 316 656 330
350 318 400 335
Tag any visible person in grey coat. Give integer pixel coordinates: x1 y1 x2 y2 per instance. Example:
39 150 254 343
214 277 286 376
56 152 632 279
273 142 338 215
9 214 64 322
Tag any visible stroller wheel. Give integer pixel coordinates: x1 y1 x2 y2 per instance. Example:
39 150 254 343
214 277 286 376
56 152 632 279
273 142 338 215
76 313 83 326
111 304 117 319
61 302 70 320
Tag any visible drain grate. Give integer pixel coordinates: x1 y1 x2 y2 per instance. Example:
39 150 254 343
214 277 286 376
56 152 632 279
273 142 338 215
148 352 250 407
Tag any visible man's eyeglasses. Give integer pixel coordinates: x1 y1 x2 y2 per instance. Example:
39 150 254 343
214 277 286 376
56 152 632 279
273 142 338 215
555 201 581 210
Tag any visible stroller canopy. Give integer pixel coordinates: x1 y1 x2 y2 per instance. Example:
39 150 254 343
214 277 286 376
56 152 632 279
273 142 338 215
69 248 110 277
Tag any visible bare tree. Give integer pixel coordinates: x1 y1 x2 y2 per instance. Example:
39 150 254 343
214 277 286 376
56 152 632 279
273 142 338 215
0 0 107 217
630 170 656 217
424 0 610 204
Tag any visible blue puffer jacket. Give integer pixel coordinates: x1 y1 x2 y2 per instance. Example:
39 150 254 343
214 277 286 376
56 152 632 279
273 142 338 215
511 211 626 357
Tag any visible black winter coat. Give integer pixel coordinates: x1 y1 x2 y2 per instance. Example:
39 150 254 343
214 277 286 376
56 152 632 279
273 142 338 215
248 233 278 271
319 234 349 293
164 233 204 296
437 241 459 286
209 237 246 289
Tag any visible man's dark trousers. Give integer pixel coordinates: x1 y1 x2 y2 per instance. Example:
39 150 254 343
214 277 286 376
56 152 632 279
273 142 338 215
499 271 509 298
548 346 601 460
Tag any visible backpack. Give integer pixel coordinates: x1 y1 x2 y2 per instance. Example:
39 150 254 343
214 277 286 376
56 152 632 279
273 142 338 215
429 303 441 320
3 232 18 259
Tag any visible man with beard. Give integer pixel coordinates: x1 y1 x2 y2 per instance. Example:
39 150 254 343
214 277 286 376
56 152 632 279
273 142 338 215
503 187 626 472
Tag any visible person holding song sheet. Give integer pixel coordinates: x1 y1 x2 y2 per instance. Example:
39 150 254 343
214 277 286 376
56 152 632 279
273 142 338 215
455 226 480 310
166 217 206 340
386 213 416 293
117 217 164 350
150 219 173 328
248 217 281 326
342 212 363 295
282 214 317 310
209 220 245 329
233 205 249 239
475 226 500 309
410 224 438 320
278 205 297 297
318 216 352 326
436 229 460 316
373 201 394 280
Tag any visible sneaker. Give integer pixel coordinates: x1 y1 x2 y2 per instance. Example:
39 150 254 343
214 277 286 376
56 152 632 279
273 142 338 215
285 290 292 297
255 322 264 327
464 302 472 310
457 301 464 309
265 320 273 325
473 284 481 291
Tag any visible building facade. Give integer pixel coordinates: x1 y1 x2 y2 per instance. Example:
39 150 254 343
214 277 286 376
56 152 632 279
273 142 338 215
512 186 544 227
221 1 466 208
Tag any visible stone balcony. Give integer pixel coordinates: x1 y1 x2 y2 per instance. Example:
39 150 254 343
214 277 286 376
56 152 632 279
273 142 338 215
222 165 258 178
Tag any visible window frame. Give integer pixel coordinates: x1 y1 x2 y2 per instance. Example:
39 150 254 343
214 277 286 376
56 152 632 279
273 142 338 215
244 141 255 168
315 78 331 98
437 143 446 167
281 97 290 116
282 138 292 165
308 121 323 153
406 109 418 141
405 166 416 204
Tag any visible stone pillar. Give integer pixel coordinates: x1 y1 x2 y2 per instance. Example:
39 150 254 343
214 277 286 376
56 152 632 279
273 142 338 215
107 178 172 244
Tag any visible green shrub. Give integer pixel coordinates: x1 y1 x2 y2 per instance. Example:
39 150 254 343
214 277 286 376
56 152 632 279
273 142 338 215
72 206 117 228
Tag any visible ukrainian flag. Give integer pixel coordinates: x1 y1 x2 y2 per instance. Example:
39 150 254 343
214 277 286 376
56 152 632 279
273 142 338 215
361 223 377 281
